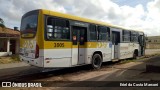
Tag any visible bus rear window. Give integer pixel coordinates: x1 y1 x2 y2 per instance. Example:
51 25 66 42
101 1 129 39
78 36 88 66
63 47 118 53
20 15 38 38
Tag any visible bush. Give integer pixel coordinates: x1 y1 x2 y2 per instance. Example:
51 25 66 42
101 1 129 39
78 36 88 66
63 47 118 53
0 24 5 28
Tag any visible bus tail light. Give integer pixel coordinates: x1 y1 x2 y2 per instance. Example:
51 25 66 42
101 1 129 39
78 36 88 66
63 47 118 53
35 44 39 58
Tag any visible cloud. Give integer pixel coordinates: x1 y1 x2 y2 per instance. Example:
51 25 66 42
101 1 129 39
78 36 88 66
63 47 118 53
0 0 66 28
0 0 159 36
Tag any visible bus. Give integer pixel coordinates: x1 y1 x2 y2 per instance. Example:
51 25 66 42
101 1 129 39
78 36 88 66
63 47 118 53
19 9 145 69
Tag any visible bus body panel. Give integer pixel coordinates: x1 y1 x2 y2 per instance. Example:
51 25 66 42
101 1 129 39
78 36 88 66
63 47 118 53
43 49 72 67
20 9 145 68
85 42 112 64
119 43 139 59
42 42 112 67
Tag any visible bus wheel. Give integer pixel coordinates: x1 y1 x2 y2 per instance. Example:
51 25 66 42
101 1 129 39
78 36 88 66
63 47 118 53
91 54 102 70
133 51 138 59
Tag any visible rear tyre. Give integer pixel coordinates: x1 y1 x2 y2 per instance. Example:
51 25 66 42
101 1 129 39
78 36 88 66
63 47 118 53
91 54 102 70
133 51 138 59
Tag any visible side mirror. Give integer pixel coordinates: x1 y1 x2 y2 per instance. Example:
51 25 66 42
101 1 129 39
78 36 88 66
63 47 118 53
47 25 53 38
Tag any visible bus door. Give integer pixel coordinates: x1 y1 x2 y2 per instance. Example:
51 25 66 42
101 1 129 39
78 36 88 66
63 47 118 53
112 31 120 59
71 26 87 65
139 34 145 56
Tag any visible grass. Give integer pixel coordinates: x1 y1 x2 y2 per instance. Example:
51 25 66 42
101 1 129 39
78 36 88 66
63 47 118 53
118 59 135 64
0 55 21 64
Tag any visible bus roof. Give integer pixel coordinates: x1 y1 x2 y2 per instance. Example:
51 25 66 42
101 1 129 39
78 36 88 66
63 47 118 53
39 9 143 33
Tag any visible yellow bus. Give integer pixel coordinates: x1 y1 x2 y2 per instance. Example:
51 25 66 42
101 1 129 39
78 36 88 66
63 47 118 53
19 9 145 69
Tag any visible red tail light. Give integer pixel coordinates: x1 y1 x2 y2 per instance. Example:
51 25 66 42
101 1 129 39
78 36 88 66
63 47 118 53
35 44 39 58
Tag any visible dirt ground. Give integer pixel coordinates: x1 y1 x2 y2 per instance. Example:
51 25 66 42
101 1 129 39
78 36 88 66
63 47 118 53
0 56 160 90
1 49 160 90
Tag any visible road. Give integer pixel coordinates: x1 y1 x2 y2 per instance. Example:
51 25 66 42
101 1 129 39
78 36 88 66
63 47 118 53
46 56 160 90
1 56 160 90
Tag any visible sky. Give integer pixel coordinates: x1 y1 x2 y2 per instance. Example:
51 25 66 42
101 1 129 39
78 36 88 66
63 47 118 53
0 0 160 36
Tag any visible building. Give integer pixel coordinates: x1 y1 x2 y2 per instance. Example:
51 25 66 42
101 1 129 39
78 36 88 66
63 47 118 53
146 36 160 49
0 27 20 56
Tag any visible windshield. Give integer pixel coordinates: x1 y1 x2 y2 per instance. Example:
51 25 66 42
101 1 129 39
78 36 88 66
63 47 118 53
20 15 38 38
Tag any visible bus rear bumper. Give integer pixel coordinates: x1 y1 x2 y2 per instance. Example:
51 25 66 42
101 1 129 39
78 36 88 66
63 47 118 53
19 55 44 67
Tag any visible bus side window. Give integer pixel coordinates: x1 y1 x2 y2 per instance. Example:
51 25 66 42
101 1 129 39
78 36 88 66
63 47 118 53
98 26 109 41
122 30 131 42
89 24 97 41
131 31 138 42
46 17 70 40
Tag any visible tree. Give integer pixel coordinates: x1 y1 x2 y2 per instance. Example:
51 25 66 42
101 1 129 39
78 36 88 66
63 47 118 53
0 18 5 28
